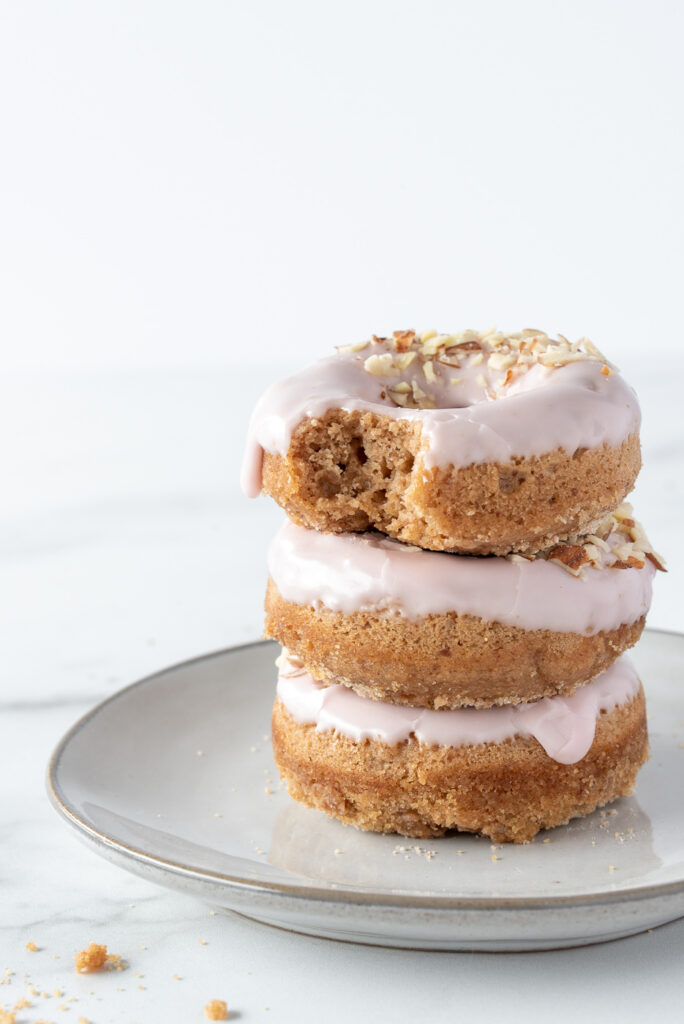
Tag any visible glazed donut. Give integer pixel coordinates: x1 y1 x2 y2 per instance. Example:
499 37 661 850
272 653 648 843
264 506 661 709
242 330 641 555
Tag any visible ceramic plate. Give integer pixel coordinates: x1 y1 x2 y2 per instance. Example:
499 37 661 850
47 629 684 951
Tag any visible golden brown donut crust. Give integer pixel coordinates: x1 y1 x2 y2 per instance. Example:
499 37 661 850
264 579 646 708
272 687 648 843
261 410 640 555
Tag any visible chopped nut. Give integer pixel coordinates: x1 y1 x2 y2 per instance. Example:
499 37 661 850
336 340 369 354
547 544 592 575
387 389 410 407
585 534 610 551
410 379 435 408
420 336 445 356
488 351 515 371
423 360 438 383
612 556 646 570
581 338 610 363
520 503 665 577
394 351 416 370
364 353 398 376
350 329 625 418
451 340 481 351
393 329 416 351
538 349 590 367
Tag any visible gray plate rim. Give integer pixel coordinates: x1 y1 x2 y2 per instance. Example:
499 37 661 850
46 629 684 914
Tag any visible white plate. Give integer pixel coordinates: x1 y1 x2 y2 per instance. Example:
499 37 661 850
47 629 684 951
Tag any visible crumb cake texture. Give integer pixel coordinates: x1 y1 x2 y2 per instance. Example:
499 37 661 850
271 687 648 843
265 582 646 708
261 418 640 555
247 330 642 554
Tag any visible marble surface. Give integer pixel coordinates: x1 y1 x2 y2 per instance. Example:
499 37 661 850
3 361 683 1023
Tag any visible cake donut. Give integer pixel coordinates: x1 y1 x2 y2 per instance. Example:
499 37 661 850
265 505 662 709
272 652 649 843
242 330 641 555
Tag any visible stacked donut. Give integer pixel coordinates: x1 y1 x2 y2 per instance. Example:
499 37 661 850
243 330 663 842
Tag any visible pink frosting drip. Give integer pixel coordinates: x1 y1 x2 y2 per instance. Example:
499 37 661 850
277 654 641 765
268 521 654 635
242 350 640 497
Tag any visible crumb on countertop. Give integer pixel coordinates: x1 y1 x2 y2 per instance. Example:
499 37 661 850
204 999 228 1020
74 943 125 974
107 954 126 972
75 944 108 973
25 941 39 952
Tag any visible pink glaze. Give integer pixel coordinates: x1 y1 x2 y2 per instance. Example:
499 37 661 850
267 520 654 635
241 346 640 497
276 653 641 765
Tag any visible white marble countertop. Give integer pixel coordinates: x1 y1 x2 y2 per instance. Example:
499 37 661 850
3 362 683 1024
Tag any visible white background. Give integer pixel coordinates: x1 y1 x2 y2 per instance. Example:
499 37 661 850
2 3 683 1022
2 0 683 371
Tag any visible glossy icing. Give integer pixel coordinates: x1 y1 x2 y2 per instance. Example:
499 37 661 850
242 336 640 497
276 653 641 765
267 520 654 634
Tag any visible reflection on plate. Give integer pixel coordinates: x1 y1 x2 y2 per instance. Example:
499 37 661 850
47 631 684 951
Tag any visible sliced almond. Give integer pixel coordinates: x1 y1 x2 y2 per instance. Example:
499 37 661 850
547 544 592 575
646 551 667 572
